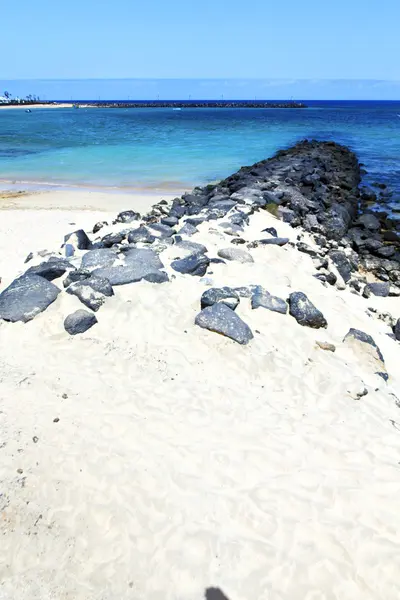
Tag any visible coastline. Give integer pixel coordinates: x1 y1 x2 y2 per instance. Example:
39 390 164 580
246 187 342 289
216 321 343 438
0 141 399 599
0 103 74 110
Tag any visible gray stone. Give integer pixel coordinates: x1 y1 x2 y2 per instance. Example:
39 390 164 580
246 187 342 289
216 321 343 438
175 240 208 256
288 292 328 329
25 259 75 281
100 231 126 247
93 248 167 285
255 237 289 247
234 285 260 298
0 274 60 323
161 216 179 227
93 221 108 234
63 268 91 288
251 290 288 314
171 253 210 277
195 303 253 345
177 223 198 236
148 223 176 238
262 227 278 237
363 282 390 298
217 248 254 263
343 328 387 380
355 213 381 231
296 242 320 258
394 319 400 341
81 248 118 271
127 226 156 244
114 210 140 224
64 309 97 335
66 276 114 312
201 287 240 311
64 229 91 250
329 250 353 283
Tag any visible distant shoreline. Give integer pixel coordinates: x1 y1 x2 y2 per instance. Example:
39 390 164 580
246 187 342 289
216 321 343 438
0 100 307 109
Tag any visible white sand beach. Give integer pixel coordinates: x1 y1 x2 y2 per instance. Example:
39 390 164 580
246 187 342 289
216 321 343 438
0 190 400 600
0 103 74 110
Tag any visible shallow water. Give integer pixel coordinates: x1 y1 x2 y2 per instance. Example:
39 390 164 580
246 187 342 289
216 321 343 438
0 101 399 208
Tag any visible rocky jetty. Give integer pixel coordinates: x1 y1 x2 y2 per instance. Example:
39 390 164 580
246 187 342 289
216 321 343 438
88 101 307 109
0 139 398 369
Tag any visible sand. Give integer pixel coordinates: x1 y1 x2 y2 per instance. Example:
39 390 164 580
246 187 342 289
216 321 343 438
0 190 400 600
0 103 74 110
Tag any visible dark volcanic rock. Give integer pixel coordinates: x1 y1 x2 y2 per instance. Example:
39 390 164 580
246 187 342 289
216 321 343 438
114 210 140 224
66 276 114 311
171 253 210 276
329 250 353 283
251 289 288 314
25 259 75 281
178 223 199 236
64 229 91 250
81 248 118 271
93 248 167 285
127 226 156 244
394 319 400 341
175 240 208 255
195 303 253 345
288 291 327 328
0 274 60 323
254 237 289 247
93 221 108 234
63 268 91 288
262 227 278 237
100 231 126 247
355 213 381 231
64 309 97 335
200 287 240 311
161 216 179 227
363 282 390 298
148 223 176 238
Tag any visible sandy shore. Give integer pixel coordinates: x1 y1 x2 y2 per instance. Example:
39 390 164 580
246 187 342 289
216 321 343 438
0 103 74 110
0 190 400 599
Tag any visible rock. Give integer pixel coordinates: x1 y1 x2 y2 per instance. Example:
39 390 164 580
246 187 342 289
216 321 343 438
316 341 336 352
81 248 118 271
25 259 75 281
329 250 353 283
313 257 329 270
394 319 400 341
195 303 253 345
114 210 140 224
217 248 254 263
355 213 381 231
231 238 246 245
177 223 198 236
0 274 60 323
127 226 156 244
175 241 208 256
288 292 328 329
66 276 114 311
296 242 320 258
171 253 210 277
100 231 126 247
161 216 179 227
64 229 91 250
64 309 97 335
148 223 176 238
363 282 390 298
93 248 167 285
234 285 260 298
347 382 369 400
254 237 289 247
343 328 387 380
251 289 288 314
93 221 108 234
63 268 91 288
201 287 240 311
262 227 278 237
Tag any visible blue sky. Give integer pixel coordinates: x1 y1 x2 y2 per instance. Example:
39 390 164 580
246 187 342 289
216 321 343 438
1 0 400 98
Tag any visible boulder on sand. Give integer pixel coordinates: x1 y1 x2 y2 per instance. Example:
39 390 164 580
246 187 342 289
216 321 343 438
64 229 91 250
66 276 114 312
217 248 254 263
81 248 118 271
171 253 210 276
200 287 240 311
25 258 75 281
93 248 168 285
0 274 60 323
288 291 327 328
195 303 253 344
343 328 388 380
251 289 288 314
64 309 98 335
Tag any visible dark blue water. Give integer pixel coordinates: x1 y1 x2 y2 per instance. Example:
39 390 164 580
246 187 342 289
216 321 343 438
0 101 399 209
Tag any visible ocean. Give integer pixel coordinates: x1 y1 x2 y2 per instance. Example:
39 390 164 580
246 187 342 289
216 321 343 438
0 101 399 211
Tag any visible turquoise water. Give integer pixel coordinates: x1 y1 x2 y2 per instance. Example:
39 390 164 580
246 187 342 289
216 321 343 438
1 102 400 204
